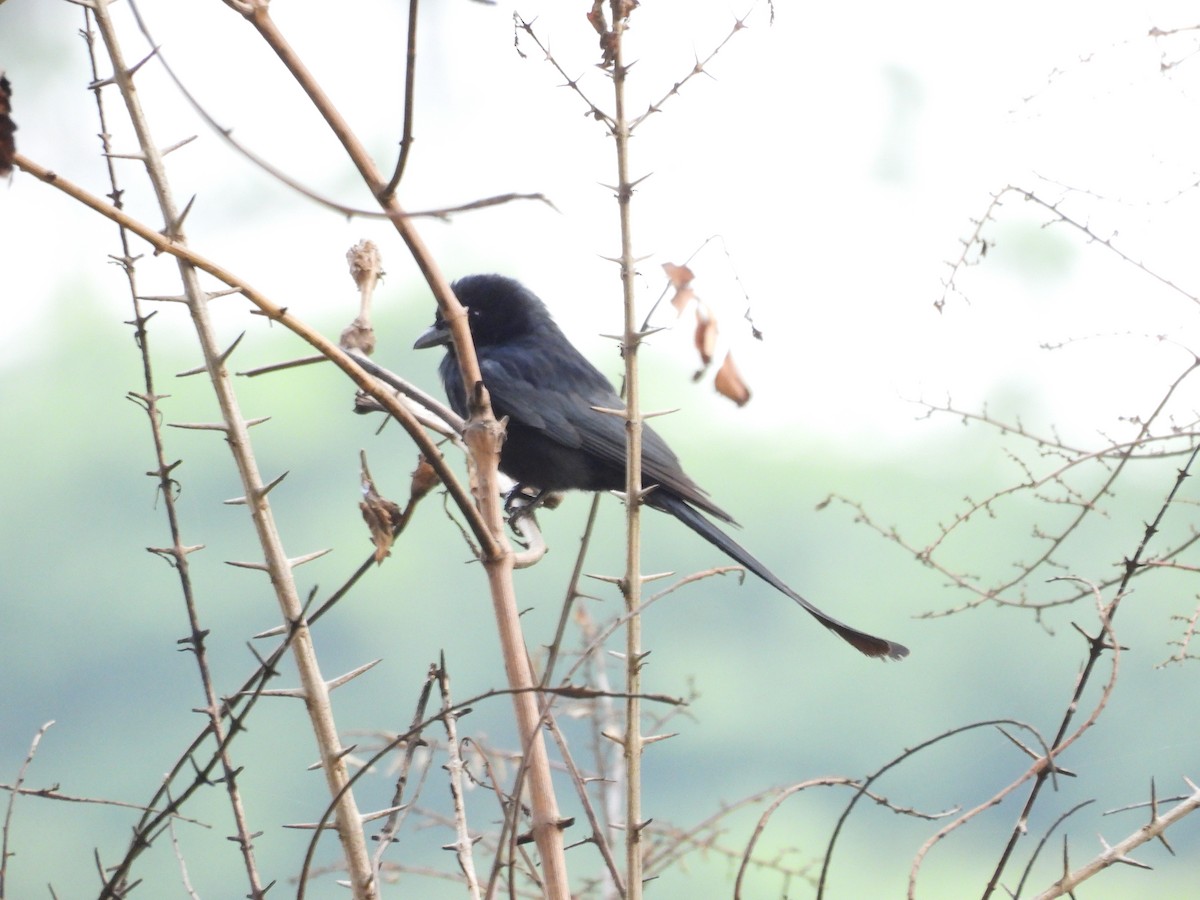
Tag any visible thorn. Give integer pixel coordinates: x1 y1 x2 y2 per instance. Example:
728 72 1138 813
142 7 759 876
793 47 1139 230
146 543 205 560
125 46 161 78
175 363 211 378
257 470 289 497
226 559 270 571
224 828 262 847
177 629 211 650
139 293 189 304
249 687 308 699
326 659 382 691
160 135 198 157
216 331 247 366
252 624 287 639
1098 833 1153 870
1157 830 1176 856
288 548 332 568
995 726 1076 777
306 744 362 770
87 73 117 90
169 421 230 432
164 194 197 240
642 732 678 746
640 571 674 584
1147 778 1176 855
104 149 149 161
586 572 623 585
589 405 626 417
441 835 484 851
634 485 660 504
249 306 289 319
600 729 624 745
360 804 407 823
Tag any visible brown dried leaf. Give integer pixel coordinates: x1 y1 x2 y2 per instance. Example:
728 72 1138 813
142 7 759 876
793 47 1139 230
663 262 696 315
360 492 402 565
714 351 751 407
360 453 402 564
587 0 607 36
693 307 718 367
346 239 382 290
662 262 694 289
0 74 15 178
339 318 376 355
410 454 440 502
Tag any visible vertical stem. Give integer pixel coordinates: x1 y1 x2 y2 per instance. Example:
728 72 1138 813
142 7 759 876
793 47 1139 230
468 419 570 897
233 8 572 895
92 3 375 895
82 11 266 896
609 8 644 898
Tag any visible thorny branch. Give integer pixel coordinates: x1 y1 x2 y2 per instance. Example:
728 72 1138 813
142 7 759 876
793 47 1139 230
82 8 266 895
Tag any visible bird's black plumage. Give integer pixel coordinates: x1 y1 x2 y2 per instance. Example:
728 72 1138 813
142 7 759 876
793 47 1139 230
415 274 908 660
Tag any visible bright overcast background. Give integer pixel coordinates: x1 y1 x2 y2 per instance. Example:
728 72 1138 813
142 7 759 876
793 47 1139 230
5 0 1199 446
4 2 1200 898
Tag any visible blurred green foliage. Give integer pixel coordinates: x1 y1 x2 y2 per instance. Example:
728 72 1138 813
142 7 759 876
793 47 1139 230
2 281 1198 899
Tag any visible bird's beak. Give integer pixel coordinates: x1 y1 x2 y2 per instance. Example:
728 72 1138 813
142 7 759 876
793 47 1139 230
413 320 452 350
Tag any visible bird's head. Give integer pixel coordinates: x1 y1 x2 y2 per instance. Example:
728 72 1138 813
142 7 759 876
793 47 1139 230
413 274 551 352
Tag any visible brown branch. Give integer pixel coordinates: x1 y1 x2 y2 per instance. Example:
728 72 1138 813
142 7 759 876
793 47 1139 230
220 7 570 888
81 9 267 894
1034 779 1200 898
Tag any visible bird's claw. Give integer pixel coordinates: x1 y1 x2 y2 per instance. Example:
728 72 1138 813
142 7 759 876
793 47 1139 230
504 483 544 523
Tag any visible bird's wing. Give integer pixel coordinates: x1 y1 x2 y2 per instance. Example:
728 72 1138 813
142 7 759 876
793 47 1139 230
478 340 735 522
478 345 608 449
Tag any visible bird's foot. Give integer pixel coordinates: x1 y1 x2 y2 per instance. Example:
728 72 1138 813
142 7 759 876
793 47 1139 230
504 484 545 522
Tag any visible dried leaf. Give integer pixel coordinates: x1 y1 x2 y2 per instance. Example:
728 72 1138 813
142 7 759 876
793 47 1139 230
346 240 382 290
360 452 402 564
714 351 751 407
360 492 401 565
339 318 376 355
586 0 607 36
693 307 718 367
662 262 694 289
410 454 440 502
662 262 695 315
0 74 15 178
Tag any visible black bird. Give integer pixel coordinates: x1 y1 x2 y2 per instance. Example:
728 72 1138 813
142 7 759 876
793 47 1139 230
414 274 908 660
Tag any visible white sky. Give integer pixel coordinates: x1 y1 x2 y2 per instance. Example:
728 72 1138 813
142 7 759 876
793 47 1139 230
4 1 1200 452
